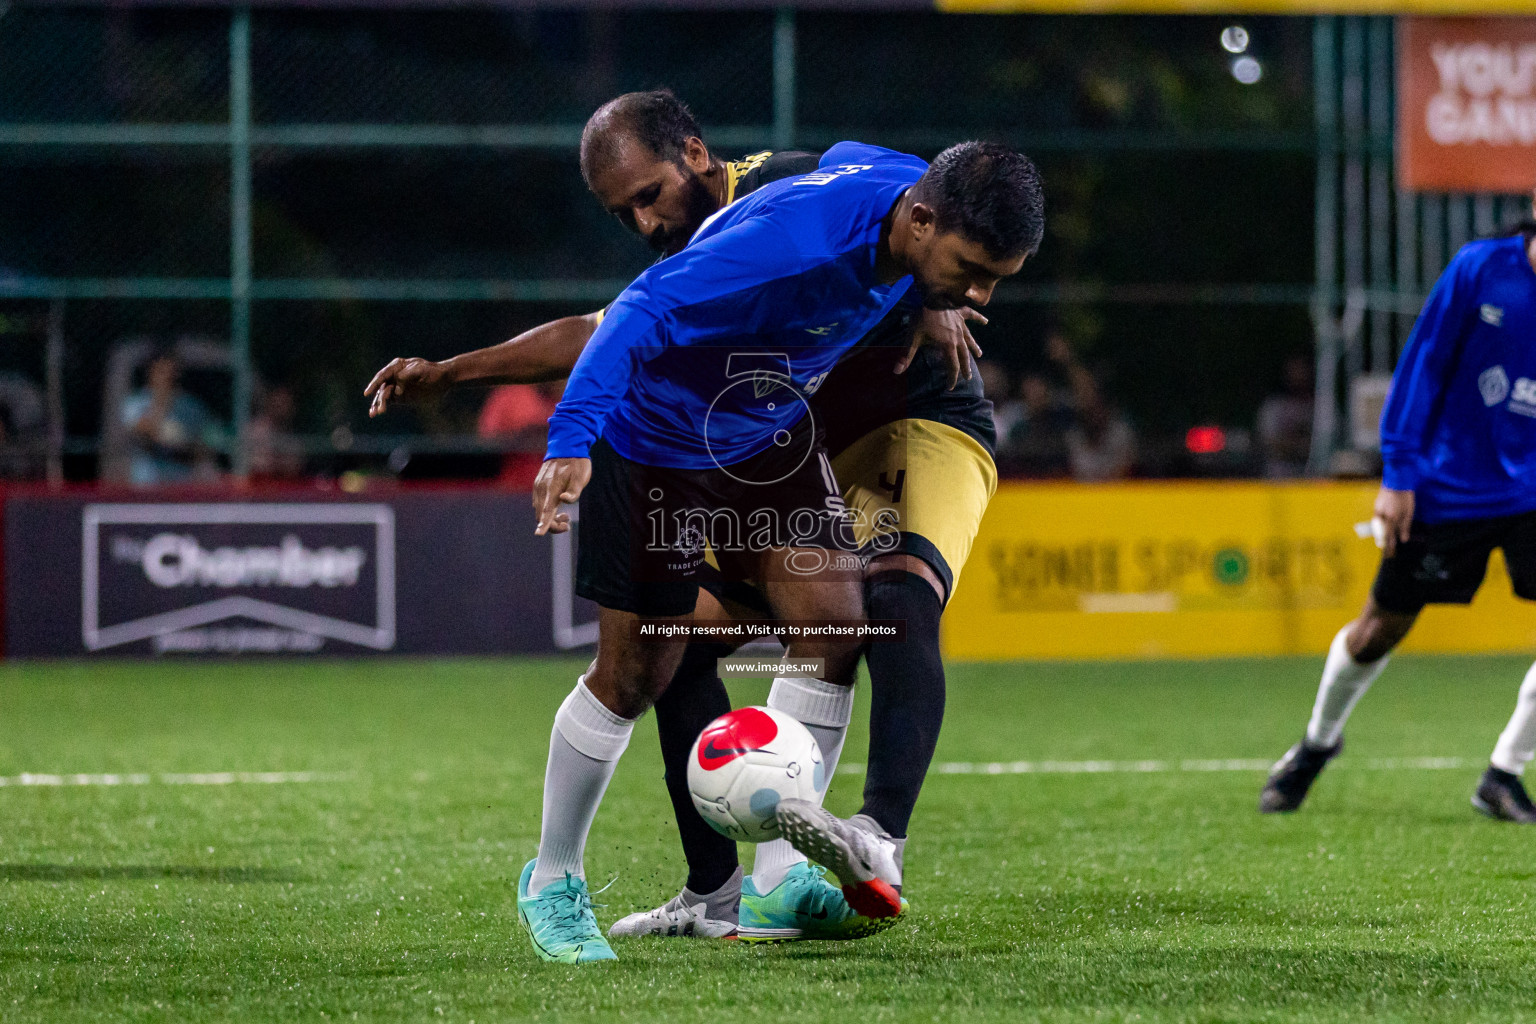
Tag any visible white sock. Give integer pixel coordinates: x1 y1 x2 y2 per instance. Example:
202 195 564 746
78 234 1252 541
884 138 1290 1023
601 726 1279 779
1490 662 1536 775
751 675 854 893
528 677 635 894
1305 626 1390 748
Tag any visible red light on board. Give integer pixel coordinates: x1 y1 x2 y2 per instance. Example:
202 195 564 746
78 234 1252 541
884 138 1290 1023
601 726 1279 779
1186 426 1227 455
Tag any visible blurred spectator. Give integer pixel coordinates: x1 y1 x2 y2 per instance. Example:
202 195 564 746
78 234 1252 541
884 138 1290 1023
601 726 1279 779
121 348 221 486
1048 334 1137 482
248 385 306 480
0 373 46 479
1067 390 1137 482
999 373 1075 478
478 382 562 490
976 359 1025 444
1257 354 1315 478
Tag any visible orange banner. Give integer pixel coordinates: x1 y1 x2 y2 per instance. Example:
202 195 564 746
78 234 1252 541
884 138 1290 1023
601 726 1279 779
1398 17 1536 193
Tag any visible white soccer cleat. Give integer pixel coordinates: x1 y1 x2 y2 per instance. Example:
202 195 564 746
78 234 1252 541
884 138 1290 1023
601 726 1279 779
774 799 903 918
606 869 741 940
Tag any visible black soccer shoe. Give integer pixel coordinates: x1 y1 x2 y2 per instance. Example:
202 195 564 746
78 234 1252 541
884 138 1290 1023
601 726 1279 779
1258 738 1342 814
1472 767 1536 823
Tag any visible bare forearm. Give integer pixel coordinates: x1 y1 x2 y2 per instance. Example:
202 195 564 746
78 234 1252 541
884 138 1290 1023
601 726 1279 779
442 312 600 386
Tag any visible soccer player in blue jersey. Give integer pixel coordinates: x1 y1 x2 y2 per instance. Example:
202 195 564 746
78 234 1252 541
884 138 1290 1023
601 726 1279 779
509 138 1041 963
366 92 1038 949
1262 189 1536 822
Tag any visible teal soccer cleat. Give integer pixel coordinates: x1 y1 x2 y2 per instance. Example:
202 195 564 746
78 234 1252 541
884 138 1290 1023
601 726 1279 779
737 861 906 943
516 859 618 964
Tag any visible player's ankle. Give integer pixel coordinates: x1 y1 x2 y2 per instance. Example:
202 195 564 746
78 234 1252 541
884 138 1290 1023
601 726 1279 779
849 811 898 839
686 864 742 899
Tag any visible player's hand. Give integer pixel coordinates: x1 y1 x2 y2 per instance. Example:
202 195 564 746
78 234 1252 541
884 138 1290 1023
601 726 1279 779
532 457 591 536
895 307 987 390
364 358 452 418
1373 487 1415 557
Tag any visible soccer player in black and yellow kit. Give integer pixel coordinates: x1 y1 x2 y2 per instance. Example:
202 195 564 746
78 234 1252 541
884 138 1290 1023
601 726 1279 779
367 91 1008 942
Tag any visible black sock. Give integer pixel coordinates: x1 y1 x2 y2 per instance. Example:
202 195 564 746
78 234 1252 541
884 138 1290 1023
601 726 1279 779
858 570 946 839
653 641 739 895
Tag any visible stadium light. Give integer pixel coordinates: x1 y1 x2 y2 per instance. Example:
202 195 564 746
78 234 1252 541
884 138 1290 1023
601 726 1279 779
1231 56 1263 85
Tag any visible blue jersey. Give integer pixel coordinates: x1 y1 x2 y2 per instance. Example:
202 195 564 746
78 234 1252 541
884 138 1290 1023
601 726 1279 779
1381 233 1536 523
545 142 925 468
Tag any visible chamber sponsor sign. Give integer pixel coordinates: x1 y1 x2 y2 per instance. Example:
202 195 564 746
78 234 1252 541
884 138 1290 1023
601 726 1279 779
1398 17 1536 193
6 492 567 657
82 503 394 654
943 482 1536 661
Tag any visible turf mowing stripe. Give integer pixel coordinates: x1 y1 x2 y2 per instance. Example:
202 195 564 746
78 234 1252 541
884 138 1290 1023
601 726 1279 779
0 770 347 788
836 756 1470 776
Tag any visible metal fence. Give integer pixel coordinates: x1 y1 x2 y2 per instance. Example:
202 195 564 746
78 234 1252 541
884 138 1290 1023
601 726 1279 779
1310 15 1531 471
0 6 1525 482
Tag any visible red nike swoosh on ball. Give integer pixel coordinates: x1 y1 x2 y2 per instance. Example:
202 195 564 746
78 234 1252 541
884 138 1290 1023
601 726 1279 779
696 707 780 771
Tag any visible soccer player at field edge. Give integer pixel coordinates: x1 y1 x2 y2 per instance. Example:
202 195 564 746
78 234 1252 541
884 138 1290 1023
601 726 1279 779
365 92 1031 947
1262 187 1536 822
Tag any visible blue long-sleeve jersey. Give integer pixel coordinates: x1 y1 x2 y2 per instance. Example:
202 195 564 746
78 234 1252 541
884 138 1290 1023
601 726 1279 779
1380 232 1536 523
545 142 925 468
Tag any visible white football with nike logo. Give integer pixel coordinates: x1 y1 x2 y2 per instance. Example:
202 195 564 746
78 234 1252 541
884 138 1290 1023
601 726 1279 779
686 706 823 843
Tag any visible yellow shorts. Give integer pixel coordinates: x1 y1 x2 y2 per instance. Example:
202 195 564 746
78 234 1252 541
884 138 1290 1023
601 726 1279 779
832 418 997 602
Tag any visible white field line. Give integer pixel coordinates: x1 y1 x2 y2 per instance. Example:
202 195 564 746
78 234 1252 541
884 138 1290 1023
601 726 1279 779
837 756 1470 777
0 770 349 788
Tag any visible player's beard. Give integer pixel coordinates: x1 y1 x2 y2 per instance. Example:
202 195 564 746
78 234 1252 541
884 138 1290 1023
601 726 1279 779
652 170 720 255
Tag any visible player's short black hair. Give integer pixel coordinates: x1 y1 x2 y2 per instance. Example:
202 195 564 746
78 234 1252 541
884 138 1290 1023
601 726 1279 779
912 141 1045 260
580 90 704 185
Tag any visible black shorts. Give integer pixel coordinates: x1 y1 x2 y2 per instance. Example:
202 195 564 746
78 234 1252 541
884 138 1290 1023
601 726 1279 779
1371 509 1536 614
574 418 857 618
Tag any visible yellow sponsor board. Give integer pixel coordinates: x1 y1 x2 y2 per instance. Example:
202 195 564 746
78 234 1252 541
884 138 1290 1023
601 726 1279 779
943 481 1536 661
938 0 1536 13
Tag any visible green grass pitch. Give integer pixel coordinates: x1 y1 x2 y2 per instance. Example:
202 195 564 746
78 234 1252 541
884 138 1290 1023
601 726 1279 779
3 654 1536 1022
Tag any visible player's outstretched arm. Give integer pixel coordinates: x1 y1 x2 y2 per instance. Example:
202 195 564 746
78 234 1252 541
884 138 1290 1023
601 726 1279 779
545 214 809 464
364 311 601 417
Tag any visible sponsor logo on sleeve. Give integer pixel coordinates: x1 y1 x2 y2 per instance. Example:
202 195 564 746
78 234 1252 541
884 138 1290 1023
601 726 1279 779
1479 365 1511 406
1511 377 1536 417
